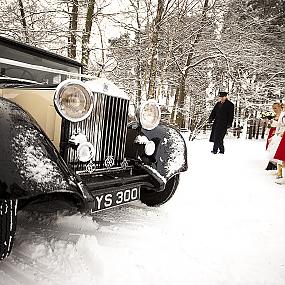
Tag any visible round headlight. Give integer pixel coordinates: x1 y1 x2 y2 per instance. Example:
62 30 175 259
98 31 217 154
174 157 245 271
139 100 161 130
54 80 93 122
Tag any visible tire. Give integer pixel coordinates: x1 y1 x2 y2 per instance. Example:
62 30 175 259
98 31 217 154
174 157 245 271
140 174 180 207
0 200 17 260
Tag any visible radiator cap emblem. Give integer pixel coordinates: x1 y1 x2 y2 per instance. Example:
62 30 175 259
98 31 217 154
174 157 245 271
104 156 115 169
103 83 109 92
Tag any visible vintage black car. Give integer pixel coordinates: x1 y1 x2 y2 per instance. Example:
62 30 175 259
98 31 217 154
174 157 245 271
0 36 188 260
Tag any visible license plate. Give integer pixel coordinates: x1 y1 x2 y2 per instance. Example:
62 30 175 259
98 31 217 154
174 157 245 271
91 187 140 212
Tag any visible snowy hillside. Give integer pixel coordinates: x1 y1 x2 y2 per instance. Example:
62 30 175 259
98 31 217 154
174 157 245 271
1 137 285 285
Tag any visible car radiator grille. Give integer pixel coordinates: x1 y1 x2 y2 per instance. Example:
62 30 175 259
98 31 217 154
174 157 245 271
61 93 129 172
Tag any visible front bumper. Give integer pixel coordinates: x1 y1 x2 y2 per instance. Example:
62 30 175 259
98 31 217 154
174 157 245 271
76 163 166 212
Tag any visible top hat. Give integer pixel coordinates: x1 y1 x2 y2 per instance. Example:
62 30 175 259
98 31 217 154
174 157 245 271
218 91 228 97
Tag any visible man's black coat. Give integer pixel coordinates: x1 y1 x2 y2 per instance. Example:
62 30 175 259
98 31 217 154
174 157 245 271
209 99 234 143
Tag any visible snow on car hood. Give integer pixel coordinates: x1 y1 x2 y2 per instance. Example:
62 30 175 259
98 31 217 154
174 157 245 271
85 77 129 100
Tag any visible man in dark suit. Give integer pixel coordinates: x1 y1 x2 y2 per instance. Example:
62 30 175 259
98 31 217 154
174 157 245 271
209 91 234 154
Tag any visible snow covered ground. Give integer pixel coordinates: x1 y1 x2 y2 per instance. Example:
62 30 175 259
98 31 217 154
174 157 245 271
1 135 285 285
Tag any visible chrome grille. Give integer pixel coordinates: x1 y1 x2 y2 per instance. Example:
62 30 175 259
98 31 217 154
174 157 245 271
61 93 129 172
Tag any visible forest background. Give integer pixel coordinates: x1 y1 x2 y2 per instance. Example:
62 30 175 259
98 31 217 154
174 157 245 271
0 0 284 140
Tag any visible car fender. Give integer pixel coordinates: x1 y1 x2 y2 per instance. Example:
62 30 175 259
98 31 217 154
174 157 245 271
0 97 85 205
126 122 188 181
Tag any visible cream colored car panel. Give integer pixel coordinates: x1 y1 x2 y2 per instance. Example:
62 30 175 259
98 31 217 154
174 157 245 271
1 88 62 150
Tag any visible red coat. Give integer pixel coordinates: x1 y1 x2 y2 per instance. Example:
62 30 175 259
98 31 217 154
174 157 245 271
266 127 276 150
274 134 285 161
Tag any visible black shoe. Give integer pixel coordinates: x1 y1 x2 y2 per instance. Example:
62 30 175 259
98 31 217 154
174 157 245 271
211 151 217 154
219 152 224 154
265 161 277 170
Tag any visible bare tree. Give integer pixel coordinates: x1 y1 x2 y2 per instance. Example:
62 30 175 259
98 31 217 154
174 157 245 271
68 0 79 59
171 0 211 128
218 0 285 125
2 0 284 136
81 0 96 69
18 0 29 43
147 0 164 99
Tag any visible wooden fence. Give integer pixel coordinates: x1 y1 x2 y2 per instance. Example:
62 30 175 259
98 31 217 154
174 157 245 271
246 119 267 139
229 119 267 139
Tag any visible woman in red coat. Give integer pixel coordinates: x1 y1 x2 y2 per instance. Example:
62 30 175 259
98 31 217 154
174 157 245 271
273 111 285 183
266 103 282 149
265 103 283 170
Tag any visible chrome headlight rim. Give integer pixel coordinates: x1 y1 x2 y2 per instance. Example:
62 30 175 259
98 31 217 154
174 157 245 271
139 99 161 130
54 79 94 123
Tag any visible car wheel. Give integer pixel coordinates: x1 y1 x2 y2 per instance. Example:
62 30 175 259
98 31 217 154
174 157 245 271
0 200 17 260
140 174 180 207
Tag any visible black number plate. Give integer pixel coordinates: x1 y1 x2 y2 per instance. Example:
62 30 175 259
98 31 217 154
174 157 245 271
91 187 140 212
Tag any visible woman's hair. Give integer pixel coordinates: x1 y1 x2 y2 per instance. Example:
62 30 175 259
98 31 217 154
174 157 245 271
272 102 283 110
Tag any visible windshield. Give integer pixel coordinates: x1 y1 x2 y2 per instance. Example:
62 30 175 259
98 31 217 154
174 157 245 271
0 39 82 85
